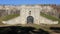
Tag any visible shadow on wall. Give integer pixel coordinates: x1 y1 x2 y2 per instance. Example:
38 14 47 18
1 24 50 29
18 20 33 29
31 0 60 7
0 26 49 34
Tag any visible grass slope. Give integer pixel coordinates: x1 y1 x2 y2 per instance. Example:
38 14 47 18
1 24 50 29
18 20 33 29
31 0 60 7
0 14 20 24
40 12 60 23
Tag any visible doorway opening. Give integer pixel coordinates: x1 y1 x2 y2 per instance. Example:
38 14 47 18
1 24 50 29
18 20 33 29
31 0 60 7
27 16 34 24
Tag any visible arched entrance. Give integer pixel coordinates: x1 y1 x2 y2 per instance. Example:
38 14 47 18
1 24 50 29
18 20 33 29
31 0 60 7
27 16 34 24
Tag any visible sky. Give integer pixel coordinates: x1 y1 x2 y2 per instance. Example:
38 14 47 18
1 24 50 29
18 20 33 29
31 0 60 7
0 0 60 5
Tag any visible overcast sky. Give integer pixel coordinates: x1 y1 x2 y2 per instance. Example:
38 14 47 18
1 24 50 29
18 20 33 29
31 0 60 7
0 0 60 5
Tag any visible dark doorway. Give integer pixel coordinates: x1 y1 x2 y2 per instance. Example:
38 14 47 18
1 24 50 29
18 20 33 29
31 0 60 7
59 14 60 18
27 16 34 24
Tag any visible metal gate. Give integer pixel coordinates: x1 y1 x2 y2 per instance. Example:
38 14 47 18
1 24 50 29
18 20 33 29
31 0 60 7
27 16 34 24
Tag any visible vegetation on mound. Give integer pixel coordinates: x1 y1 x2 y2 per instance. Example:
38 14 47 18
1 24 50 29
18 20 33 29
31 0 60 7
2 14 20 21
40 12 60 23
0 14 20 24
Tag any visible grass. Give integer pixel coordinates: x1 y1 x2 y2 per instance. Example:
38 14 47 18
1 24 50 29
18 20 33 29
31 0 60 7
2 14 20 21
32 24 40 29
0 14 20 24
40 12 60 24
40 12 60 21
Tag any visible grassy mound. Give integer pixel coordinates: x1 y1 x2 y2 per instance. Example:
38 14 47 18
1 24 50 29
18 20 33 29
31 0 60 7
40 12 60 23
2 14 20 21
40 12 59 21
0 14 20 23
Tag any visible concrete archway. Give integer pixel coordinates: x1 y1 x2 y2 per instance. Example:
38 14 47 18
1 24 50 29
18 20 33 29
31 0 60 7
27 16 34 24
